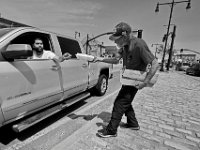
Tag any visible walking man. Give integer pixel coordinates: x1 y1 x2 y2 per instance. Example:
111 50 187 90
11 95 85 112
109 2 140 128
94 22 159 138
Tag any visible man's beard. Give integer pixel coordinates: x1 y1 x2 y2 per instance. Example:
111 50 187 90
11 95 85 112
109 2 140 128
35 47 43 53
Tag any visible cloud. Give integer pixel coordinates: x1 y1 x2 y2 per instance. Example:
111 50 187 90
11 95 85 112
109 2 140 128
44 21 96 28
0 0 103 28
65 0 103 16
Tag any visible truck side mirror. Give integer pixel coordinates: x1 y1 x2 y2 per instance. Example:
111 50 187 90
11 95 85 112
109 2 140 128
2 44 33 61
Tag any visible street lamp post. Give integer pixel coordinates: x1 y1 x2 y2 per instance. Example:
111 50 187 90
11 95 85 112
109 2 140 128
155 0 191 71
151 43 163 58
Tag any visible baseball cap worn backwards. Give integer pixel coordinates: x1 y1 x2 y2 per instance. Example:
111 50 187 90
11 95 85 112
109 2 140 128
109 22 132 41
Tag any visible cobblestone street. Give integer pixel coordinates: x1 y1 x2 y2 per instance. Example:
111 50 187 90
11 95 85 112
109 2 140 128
52 71 200 150
132 71 200 150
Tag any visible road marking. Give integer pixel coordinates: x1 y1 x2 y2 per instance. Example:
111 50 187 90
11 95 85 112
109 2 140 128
5 89 119 150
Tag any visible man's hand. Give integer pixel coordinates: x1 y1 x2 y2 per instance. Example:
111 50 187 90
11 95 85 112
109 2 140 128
136 59 159 89
62 52 72 60
135 82 147 90
91 56 103 63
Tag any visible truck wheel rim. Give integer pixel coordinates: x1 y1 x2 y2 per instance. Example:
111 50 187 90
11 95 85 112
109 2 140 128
101 78 107 93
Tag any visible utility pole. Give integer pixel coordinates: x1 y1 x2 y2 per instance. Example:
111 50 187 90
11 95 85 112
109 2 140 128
166 25 176 70
155 0 191 71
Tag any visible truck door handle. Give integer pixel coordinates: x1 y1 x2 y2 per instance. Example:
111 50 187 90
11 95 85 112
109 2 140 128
51 65 60 71
82 63 88 68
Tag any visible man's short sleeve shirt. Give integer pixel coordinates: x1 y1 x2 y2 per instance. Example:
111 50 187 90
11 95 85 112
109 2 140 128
122 37 154 71
32 50 56 59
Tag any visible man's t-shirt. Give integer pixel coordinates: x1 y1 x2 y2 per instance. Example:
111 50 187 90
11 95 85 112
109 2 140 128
32 50 56 59
120 36 155 71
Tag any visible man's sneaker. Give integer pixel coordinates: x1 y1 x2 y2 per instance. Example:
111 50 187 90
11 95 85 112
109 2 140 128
97 129 117 138
120 123 140 130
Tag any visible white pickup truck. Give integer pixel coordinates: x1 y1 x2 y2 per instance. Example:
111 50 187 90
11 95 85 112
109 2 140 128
0 27 111 132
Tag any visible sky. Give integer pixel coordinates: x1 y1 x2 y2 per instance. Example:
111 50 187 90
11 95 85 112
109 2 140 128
0 0 200 56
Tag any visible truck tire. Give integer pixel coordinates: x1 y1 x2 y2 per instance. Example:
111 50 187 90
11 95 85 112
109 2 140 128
94 74 108 96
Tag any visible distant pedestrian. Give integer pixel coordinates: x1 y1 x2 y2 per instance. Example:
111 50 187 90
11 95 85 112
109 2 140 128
94 22 159 138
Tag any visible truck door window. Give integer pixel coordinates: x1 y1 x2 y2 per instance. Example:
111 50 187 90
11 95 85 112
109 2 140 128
57 36 81 58
10 32 52 52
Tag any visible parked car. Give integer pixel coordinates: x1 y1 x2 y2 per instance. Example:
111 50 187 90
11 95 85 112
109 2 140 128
0 27 111 132
179 62 190 71
186 63 200 76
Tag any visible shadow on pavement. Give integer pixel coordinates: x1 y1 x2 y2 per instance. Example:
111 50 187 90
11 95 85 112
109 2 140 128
67 113 98 121
67 111 111 128
96 111 111 129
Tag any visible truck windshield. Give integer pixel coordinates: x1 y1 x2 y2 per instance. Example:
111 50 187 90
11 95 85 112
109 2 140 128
0 28 14 38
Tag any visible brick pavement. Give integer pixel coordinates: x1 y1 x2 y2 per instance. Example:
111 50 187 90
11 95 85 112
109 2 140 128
52 71 200 150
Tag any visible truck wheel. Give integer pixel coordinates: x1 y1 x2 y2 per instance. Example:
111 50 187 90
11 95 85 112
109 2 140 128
94 74 108 96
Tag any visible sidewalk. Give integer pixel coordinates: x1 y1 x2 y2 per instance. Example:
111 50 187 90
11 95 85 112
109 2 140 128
52 71 200 150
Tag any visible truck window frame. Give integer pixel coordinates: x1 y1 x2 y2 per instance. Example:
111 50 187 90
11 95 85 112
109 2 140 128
10 32 53 51
57 36 81 59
